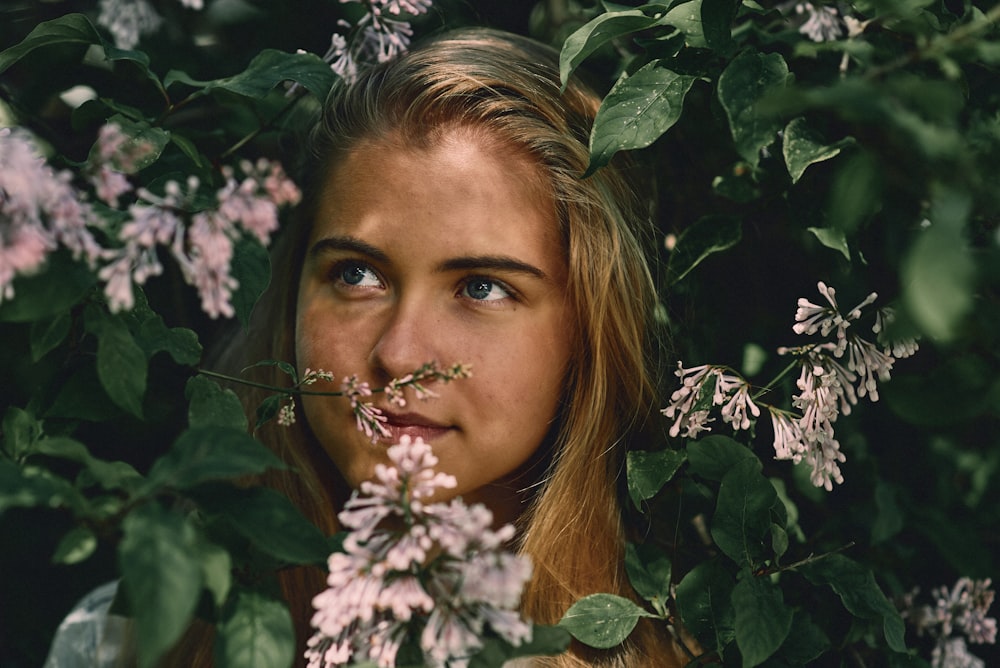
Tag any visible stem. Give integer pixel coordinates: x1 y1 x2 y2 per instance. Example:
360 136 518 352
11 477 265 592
197 368 362 397
219 93 302 161
774 541 856 575
751 358 802 401
865 3 1000 80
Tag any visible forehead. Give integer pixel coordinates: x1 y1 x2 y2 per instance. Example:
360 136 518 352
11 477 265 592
310 130 563 265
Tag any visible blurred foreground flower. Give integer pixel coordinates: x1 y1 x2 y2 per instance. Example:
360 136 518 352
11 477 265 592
899 578 996 668
97 0 203 50
1 125 300 318
306 435 532 668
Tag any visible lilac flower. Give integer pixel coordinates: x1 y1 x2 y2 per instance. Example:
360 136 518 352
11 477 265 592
768 407 806 461
874 307 920 359
0 223 51 301
899 578 996 668
794 2 844 42
793 281 876 356
1 127 101 302
662 363 759 438
932 637 984 668
97 0 164 50
97 0 202 49
316 1 433 83
342 374 391 441
306 436 534 668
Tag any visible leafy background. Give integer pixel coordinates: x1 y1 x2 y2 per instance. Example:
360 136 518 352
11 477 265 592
1 0 998 666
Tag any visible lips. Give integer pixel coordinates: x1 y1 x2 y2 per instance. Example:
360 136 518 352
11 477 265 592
378 411 454 444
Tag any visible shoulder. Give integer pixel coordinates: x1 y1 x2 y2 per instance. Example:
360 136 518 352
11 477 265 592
44 581 129 668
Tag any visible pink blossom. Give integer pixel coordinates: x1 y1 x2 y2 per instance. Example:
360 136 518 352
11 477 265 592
306 436 533 668
0 223 52 301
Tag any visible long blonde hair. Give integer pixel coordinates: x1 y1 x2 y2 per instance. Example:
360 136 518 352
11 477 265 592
229 27 684 667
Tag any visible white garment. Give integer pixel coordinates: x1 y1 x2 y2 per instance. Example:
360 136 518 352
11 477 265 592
44 581 127 668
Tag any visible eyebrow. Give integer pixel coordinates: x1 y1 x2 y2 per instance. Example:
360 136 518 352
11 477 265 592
309 235 549 280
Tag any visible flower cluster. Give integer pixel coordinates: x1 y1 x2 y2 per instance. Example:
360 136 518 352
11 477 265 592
317 0 434 83
664 282 919 489
899 578 997 668
793 2 845 43
98 155 299 317
1 125 300 318
306 435 533 668
1 127 103 302
662 364 760 439
97 0 203 50
274 362 472 437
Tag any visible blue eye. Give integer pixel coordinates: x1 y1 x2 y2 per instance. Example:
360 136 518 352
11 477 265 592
462 278 510 301
335 262 382 288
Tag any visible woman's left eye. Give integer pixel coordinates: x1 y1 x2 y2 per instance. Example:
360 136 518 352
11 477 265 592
461 278 512 302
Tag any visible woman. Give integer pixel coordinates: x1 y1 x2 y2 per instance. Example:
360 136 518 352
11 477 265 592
47 26 686 668
234 27 687 666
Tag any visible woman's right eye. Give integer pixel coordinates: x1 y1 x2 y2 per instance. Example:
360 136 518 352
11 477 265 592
332 261 383 289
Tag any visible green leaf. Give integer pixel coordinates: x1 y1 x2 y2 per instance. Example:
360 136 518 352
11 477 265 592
559 4 673 86
702 0 740 51
770 524 788 561
30 312 72 361
255 394 284 431
902 186 973 342
145 427 284 492
587 60 696 173
626 448 686 507
169 132 214 174
667 214 742 285
0 13 100 74
558 593 653 649
807 227 851 262
52 526 98 565
711 457 777 568
119 503 202 668
199 541 233 609
662 0 707 47
186 376 249 431
137 317 202 366
244 358 298 383
675 559 735 653
214 589 295 668
231 236 272 332
782 117 853 183
166 49 337 100
798 554 906 652
0 252 95 323
2 407 42 461
625 542 672 611
0 13 162 90
91 115 171 173
0 461 84 514
717 49 789 167
34 437 143 491
686 435 756 482
202 486 330 566
827 151 881 234
96 315 148 418
45 364 122 421
778 611 830 664
732 574 793 667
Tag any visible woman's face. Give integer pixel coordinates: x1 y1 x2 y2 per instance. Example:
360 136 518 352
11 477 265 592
295 130 573 521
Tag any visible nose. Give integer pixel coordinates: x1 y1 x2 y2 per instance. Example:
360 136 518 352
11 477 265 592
369 296 442 384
